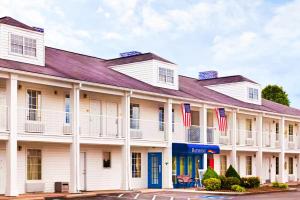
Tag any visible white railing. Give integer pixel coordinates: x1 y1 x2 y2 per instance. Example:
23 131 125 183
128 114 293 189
207 127 231 145
186 125 203 143
130 119 166 142
0 105 8 132
286 134 298 150
18 108 72 136
263 131 278 148
236 130 256 146
80 113 122 138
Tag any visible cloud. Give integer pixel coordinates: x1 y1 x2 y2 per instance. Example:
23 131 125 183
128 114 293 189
101 32 122 40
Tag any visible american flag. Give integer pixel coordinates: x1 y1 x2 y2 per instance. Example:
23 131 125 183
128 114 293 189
181 103 191 127
215 108 227 132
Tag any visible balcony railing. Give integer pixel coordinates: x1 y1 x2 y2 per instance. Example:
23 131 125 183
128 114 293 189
286 134 298 150
236 130 256 146
0 105 8 132
130 119 166 142
207 127 231 145
263 131 279 148
18 108 72 136
187 125 203 143
80 113 122 138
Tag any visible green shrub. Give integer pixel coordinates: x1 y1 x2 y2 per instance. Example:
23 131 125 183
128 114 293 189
202 167 219 184
203 178 221 191
231 185 246 192
241 177 260 188
272 182 288 189
221 177 241 189
225 165 241 180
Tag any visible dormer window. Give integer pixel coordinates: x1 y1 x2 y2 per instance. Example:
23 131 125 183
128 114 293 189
159 67 174 84
248 88 258 100
10 34 36 57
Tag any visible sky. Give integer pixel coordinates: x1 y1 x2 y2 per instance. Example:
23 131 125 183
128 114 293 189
1 0 300 107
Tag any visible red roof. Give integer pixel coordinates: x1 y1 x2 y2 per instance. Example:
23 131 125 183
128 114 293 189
197 75 257 86
0 46 299 117
0 16 39 32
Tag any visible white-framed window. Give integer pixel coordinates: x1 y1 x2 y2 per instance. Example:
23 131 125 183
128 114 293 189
275 122 279 141
130 104 140 129
159 107 164 131
220 155 227 176
288 157 293 175
103 152 111 168
132 152 141 178
65 94 71 124
159 67 174 84
10 34 36 57
248 88 258 100
275 157 279 175
26 89 41 121
27 149 42 180
246 156 252 175
246 119 252 138
288 124 294 142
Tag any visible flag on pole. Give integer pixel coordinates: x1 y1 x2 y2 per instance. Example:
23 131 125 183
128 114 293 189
181 103 192 127
215 108 227 132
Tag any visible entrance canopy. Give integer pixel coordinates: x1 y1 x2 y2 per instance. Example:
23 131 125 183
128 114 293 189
172 143 220 154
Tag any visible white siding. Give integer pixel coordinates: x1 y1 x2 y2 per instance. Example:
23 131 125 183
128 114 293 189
0 24 45 66
206 81 262 105
111 60 179 90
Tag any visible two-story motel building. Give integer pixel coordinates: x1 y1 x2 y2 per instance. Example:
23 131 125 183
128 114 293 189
0 16 299 196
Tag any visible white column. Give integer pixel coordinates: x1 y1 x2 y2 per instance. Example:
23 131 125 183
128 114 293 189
200 105 207 170
5 74 18 196
230 110 237 169
163 98 173 188
279 117 286 183
121 91 131 190
256 114 263 183
70 84 81 193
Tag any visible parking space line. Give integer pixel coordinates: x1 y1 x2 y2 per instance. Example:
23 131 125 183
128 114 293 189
134 193 140 199
118 193 124 198
152 195 157 200
169 197 174 200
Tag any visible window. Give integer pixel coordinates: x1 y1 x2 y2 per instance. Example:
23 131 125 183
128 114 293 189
132 152 141 178
288 125 294 142
27 149 42 180
275 123 279 141
65 94 71 124
159 67 174 84
246 119 252 138
288 157 293 175
246 156 252 175
103 152 111 168
248 88 258 100
275 157 279 175
10 34 36 57
172 109 175 132
130 104 140 129
159 107 164 131
220 155 227 176
27 89 41 121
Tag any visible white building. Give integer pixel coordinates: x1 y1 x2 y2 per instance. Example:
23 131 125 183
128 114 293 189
0 16 299 196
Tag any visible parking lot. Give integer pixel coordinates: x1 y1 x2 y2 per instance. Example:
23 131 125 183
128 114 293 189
73 189 300 200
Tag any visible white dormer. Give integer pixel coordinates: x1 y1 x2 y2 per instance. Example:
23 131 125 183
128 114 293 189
110 53 179 90
198 72 262 105
0 17 45 66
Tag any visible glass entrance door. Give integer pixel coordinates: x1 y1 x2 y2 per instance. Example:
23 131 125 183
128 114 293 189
148 152 162 188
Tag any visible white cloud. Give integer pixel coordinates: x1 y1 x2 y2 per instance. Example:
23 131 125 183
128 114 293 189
101 32 122 40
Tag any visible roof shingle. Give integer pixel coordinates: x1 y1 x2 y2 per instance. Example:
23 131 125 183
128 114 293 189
0 16 38 32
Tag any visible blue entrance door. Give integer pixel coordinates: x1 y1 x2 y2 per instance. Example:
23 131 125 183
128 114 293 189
148 152 162 188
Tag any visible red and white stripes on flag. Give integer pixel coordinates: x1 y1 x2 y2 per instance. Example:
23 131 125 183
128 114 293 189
181 103 191 127
215 108 227 132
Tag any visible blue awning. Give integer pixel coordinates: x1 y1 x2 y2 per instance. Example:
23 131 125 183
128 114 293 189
172 143 220 154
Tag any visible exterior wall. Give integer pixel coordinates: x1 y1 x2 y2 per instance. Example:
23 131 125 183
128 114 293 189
236 152 257 177
0 24 45 66
111 60 179 90
206 81 261 105
214 151 231 175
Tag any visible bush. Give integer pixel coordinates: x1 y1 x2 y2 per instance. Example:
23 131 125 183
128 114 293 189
202 167 219 184
220 176 240 189
203 178 221 191
231 185 246 192
272 182 288 189
225 165 241 180
241 177 260 188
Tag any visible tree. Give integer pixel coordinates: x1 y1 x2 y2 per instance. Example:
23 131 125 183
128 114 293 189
262 85 290 106
225 165 241 180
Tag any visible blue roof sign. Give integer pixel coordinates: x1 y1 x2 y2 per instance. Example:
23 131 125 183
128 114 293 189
199 71 218 80
33 27 44 33
120 51 142 58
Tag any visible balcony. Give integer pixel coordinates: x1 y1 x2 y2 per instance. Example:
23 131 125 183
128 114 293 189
130 119 167 142
0 105 8 132
80 113 122 138
18 108 72 136
207 127 231 145
286 134 298 150
186 125 203 143
263 131 279 148
236 130 256 147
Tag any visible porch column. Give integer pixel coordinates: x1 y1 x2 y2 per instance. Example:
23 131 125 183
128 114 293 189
5 74 18 196
121 91 131 190
279 117 286 182
256 114 264 183
200 104 207 170
70 84 81 193
163 98 173 188
230 110 237 169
